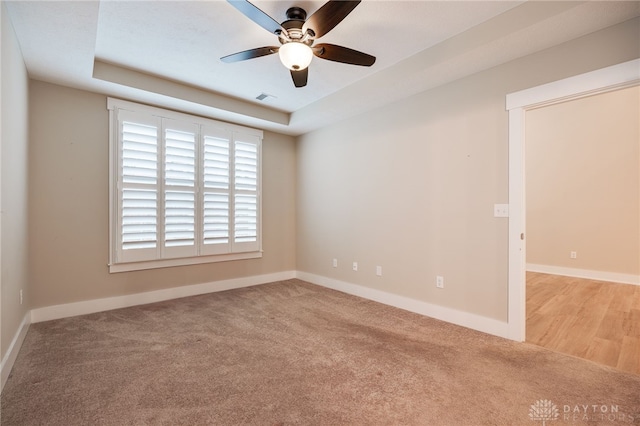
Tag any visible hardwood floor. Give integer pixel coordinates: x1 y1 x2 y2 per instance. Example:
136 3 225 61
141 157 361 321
526 271 640 375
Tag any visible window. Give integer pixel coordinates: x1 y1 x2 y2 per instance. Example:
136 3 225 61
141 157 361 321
108 98 262 272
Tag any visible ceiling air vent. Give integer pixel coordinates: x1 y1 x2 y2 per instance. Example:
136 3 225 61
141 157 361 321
256 93 276 101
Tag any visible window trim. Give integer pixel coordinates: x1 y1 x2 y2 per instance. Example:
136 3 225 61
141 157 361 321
107 98 263 273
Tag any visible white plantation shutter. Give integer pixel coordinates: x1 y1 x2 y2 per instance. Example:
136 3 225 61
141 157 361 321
109 99 262 271
233 135 260 252
163 122 197 258
117 112 160 263
202 128 231 254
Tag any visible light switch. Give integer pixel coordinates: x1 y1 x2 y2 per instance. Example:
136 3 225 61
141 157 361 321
494 204 509 218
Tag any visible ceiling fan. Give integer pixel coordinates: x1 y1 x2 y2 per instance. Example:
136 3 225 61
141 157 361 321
221 0 376 88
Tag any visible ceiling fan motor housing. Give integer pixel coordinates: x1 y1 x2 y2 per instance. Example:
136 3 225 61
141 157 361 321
278 7 315 46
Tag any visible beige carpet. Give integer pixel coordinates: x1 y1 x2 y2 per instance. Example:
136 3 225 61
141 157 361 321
2 279 639 425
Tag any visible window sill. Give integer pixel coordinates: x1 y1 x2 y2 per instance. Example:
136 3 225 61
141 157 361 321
109 251 263 273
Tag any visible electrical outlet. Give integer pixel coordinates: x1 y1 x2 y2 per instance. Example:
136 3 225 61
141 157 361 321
352 262 358 271
376 266 382 276
570 251 577 259
332 258 338 268
436 276 444 289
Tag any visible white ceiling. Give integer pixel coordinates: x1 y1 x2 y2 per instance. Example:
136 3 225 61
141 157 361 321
5 0 640 135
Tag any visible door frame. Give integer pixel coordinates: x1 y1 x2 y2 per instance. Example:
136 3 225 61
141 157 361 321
505 59 640 341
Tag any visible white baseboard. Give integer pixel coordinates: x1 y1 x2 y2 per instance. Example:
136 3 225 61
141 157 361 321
527 264 640 286
296 271 511 340
30 270 296 323
1 311 31 392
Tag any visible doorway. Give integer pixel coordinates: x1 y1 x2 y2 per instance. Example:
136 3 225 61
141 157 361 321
524 86 640 374
505 58 640 342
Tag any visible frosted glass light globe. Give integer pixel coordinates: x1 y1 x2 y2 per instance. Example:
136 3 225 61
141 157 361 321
278 42 313 71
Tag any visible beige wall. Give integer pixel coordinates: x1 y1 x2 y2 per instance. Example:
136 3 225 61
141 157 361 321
526 86 640 275
1 2 30 360
28 81 296 309
296 18 640 322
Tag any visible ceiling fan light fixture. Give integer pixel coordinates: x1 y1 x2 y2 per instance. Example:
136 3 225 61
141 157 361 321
222 0 375 87
278 42 313 71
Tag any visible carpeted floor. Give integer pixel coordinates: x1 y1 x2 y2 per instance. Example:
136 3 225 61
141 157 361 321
2 279 639 425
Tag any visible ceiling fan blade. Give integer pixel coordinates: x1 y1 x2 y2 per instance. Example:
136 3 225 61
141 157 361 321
313 43 376 66
303 0 361 38
227 0 285 35
291 68 308 88
221 46 279 63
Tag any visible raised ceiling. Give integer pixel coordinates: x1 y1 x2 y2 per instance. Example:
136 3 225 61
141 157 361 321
5 1 640 135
